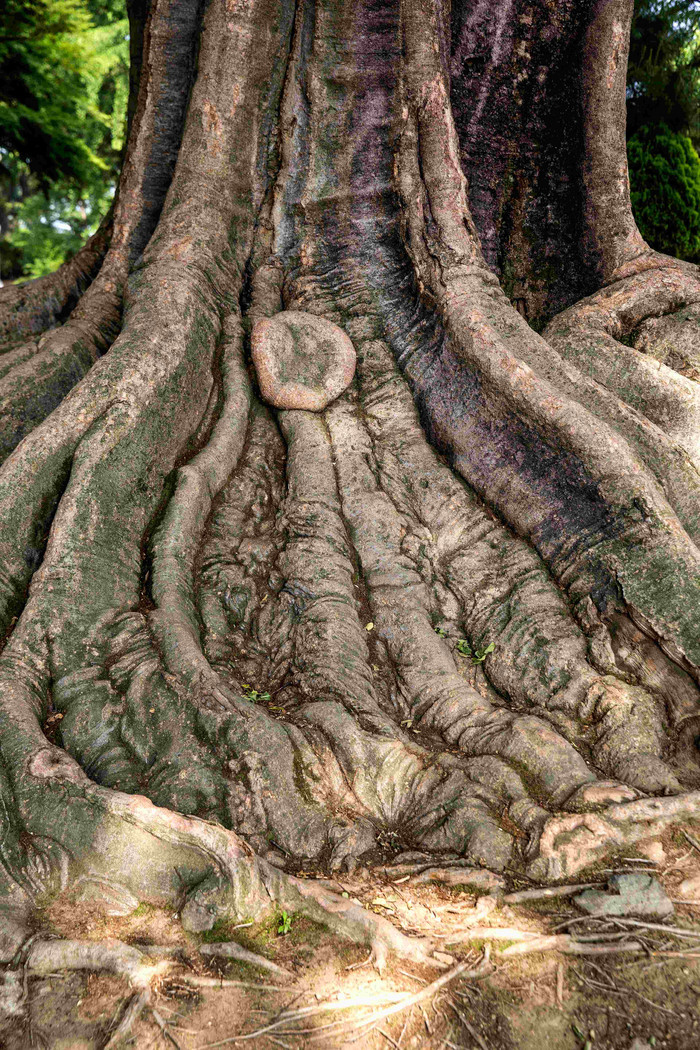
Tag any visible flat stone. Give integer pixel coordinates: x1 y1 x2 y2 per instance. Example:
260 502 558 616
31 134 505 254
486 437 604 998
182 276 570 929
677 872 700 899
0 972 24 1019
574 872 673 919
251 310 356 411
637 838 666 865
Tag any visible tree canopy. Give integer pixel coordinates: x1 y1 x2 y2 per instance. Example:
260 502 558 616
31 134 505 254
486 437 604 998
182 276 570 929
627 0 700 260
628 0 700 139
0 0 128 281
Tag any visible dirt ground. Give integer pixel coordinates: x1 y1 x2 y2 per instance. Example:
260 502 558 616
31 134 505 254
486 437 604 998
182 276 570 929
2 823 700 1050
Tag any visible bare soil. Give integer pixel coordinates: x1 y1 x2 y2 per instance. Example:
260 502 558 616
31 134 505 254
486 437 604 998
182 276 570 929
3 824 700 1050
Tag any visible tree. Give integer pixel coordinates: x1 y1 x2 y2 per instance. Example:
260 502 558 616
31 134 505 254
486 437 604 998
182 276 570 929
627 0 700 141
626 0 700 259
628 122 700 260
0 0 129 281
1 0 700 976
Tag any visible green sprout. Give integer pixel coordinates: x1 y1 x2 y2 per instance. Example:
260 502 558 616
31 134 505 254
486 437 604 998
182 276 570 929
241 684 271 703
472 642 495 663
277 910 292 935
455 640 495 664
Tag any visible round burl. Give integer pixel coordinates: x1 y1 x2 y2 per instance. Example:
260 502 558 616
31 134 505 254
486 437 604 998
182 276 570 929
251 310 356 410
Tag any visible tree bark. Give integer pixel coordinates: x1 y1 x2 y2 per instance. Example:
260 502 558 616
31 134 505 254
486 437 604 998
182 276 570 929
0 0 699 961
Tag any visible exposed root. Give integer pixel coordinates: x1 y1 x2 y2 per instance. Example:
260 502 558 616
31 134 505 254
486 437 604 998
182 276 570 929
149 312 252 704
395 0 700 680
633 302 700 382
544 267 700 468
0 750 441 974
0 216 112 349
17 938 164 1049
104 988 153 1050
199 942 294 979
2 0 700 986
203 957 490 1046
530 790 700 880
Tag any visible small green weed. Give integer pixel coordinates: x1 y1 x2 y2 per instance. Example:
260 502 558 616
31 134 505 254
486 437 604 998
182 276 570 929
455 640 495 663
241 684 271 703
277 911 292 935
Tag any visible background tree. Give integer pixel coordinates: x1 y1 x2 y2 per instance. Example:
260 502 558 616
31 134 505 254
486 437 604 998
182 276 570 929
0 0 128 281
0 0 700 979
628 122 700 259
627 0 700 259
627 0 700 138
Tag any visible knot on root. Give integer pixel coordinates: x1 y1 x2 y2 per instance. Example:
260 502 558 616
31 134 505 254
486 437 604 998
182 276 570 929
251 310 356 411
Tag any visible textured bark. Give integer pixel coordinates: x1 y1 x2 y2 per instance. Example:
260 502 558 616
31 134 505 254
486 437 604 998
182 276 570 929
1 0 700 962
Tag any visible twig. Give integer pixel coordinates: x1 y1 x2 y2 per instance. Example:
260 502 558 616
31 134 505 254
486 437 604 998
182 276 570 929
181 976 296 991
501 935 643 957
226 956 490 1046
104 989 151 1050
549 914 611 932
198 993 411 1046
442 927 540 943
344 950 373 971
398 1009 411 1048
325 954 493 1037
502 884 597 904
343 1020 380 1043
650 950 700 959
662 848 694 875
447 1001 489 1050
682 829 700 855
575 932 633 943
585 960 617 988
379 1029 401 1049
151 1006 183 1049
606 917 700 939
268 990 306 1026
572 972 675 1015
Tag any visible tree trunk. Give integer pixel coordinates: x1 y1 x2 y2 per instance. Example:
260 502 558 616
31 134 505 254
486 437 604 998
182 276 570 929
1 0 700 961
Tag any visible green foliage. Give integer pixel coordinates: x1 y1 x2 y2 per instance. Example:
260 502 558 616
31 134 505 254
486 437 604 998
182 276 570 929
4 168 109 279
628 123 700 261
277 911 292 935
628 1 700 141
455 639 495 664
0 0 128 281
241 684 272 703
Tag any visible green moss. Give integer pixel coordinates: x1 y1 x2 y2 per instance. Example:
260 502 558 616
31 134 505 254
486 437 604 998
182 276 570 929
292 750 319 804
131 902 156 919
283 915 328 949
200 915 278 957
